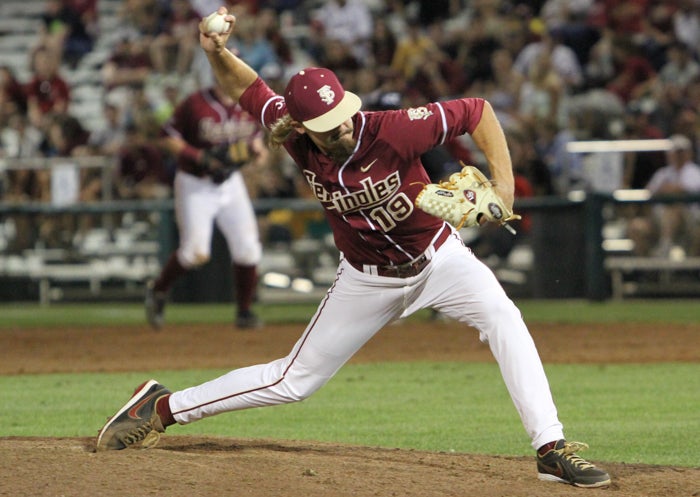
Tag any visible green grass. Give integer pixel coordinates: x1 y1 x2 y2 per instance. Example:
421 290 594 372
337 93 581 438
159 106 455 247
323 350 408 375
1 300 697 467
0 298 698 327
1 362 697 466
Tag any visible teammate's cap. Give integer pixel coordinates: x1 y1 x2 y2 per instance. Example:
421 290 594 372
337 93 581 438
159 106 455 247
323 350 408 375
284 67 361 133
669 134 692 151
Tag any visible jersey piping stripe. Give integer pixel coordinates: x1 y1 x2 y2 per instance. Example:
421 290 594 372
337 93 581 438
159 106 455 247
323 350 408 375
337 112 409 259
260 95 284 128
171 269 344 416
202 88 228 121
338 113 377 234
435 102 448 146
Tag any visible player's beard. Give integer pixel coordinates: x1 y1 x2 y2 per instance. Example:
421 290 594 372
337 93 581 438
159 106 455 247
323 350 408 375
326 140 355 163
324 132 356 164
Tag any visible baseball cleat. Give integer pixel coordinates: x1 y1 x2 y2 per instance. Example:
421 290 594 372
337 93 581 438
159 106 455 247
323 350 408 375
537 440 611 488
96 379 171 451
145 280 166 330
235 310 263 329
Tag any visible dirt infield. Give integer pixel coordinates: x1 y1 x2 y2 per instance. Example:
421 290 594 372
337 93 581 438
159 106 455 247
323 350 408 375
1 320 699 496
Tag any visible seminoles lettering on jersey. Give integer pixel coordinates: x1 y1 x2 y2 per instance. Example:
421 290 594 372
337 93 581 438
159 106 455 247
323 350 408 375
163 88 261 170
240 78 485 266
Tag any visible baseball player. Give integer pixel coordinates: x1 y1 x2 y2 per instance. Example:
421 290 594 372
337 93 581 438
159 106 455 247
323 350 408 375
145 81 266 329
98 8 610 489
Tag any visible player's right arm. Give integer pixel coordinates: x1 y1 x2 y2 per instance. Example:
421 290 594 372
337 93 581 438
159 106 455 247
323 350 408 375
199 7 258 102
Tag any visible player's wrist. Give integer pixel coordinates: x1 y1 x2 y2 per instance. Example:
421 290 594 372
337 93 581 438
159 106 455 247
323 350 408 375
180 144 202 164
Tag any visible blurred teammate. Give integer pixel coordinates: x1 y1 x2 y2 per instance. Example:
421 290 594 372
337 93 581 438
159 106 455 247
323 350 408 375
145 81 267 329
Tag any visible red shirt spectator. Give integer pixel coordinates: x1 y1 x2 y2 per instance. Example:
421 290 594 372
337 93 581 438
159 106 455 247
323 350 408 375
25 47 70 126
0 66 27 119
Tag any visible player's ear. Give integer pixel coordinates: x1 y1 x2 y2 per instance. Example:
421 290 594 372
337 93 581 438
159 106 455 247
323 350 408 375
290 120 306 134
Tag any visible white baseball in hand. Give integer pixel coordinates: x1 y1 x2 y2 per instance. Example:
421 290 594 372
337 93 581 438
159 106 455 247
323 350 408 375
203 12 230 34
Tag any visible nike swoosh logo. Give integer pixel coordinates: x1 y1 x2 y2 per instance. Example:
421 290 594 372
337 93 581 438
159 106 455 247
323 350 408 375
128 389 158 419
542 461 564 478
361 159 378 173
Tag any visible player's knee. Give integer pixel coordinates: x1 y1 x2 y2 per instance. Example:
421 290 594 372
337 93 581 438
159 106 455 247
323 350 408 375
232 245 262 266
179 250 211 268
279 374 326 402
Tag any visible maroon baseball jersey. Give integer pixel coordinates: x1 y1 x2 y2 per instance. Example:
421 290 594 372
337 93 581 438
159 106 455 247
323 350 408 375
25 75 70 114
163 88 262 172
240 77 485 266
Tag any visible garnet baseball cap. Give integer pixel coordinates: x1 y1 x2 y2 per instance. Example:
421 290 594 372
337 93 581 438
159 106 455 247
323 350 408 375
284 67 361 133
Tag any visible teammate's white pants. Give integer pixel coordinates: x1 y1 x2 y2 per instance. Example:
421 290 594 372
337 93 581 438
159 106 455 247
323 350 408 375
174 171 262 268
169 227 564 450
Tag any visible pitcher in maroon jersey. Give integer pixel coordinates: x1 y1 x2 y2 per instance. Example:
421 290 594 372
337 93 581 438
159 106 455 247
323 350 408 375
96 8 611 489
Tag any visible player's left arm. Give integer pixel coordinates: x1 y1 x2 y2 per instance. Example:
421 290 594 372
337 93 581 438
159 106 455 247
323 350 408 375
468 100 515 209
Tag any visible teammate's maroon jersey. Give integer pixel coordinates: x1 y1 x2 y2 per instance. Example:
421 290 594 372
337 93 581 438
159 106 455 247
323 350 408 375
240 77 485 266
163 88 262 172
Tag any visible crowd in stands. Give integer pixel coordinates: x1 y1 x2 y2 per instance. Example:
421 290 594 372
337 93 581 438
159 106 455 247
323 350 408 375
1 0 700 256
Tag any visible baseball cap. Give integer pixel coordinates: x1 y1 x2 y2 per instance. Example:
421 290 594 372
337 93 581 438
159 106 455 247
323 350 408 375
284 68 361 133
669 134 692 151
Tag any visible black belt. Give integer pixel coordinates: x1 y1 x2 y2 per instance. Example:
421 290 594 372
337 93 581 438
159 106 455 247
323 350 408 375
348 224 451 278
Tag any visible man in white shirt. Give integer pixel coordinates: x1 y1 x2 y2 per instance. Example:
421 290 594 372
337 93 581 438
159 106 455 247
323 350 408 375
628 134 700 257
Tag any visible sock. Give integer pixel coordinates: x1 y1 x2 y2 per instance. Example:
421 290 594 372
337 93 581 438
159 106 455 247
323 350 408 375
233 264 258 314
154 253 188 293
156 394 176 427
537 441 558 455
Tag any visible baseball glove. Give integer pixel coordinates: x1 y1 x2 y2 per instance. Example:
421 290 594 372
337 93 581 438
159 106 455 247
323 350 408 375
200 141 251 184
415 163 521 231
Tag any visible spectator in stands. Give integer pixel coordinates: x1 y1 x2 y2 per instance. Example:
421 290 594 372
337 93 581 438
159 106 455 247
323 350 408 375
672 0 700 57
40 112 89 158
149 0 200 77
637 2 676 71
627 134 700 257
1 113 43 160
256 8 293 68
652 41 700 123
153 81 182 125
0 114 45 251
369 16 397 69
316 38 362 84
605 35 656 104
114 117 172 201
25 47 71 129
597 0 650 37
101 35 153 92
467 48 523 132
32 111 90 248
66 0 99 38
116 0 167 42
37 0 96 68
311 0 373 62
540 2 601 70
533 116 585 194
230 14 281 75
513 25 584 91
390 18 452 102
659 40 700 87
518 49 568 130
621 99 666 190
0 66 28 127
455 9 503 90
82 102 128 156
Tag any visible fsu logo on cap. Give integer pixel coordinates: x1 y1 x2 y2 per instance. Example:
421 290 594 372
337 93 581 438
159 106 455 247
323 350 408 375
317 85 335 106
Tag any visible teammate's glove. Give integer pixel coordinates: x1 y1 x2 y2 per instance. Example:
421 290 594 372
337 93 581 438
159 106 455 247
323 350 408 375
200 141 251 184
414 163 521 232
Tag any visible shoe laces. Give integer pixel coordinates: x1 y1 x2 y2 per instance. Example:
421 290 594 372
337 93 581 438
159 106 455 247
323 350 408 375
557 441 596 470
122 421 154 445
